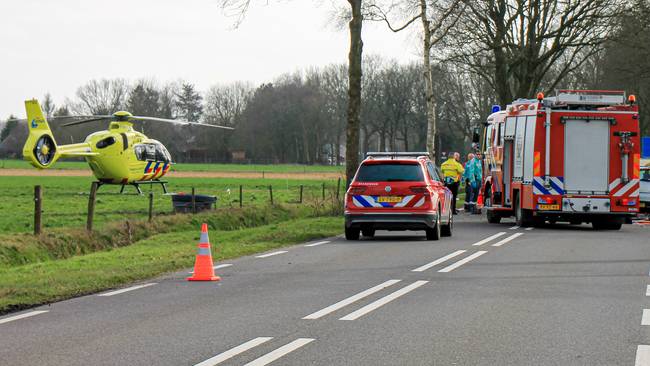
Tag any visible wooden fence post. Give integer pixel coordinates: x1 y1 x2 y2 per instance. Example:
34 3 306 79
34 185 42 235
148 192 154 222
336 177 341 200
299 185 304 203
269 185 274 205
239 185 243 208
87 182 98 232
322 182 325 200
191 187 196 214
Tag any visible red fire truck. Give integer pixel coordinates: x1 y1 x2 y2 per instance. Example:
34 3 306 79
480 90 641 229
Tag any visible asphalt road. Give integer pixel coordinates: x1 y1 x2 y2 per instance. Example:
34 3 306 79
1 214 650 365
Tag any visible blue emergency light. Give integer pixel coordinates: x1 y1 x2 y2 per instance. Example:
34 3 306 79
491 105 501 113
642 136 650 158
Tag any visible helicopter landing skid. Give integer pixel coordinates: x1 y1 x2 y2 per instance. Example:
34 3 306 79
106 180 169 195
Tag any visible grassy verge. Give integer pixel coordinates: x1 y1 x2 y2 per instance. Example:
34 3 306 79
0 216 343 313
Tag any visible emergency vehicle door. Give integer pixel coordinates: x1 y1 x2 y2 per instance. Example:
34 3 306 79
503 116 517 205
564 119 610 194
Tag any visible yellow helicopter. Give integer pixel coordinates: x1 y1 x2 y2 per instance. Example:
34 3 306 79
22 99 232 193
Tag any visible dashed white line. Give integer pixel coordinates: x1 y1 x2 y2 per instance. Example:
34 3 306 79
194 337 273 366
646 285 650 297
438 251 488 273
525 227 534 231
491 233 525 247
636 345 650 366
339 280 429 321
255 251 288 258
303 280 401 320
412 250 467 272
472 232 507 246
243 338 315 366
642 309 650 326
509 225 520 230
305 240 329 247
97 283 157 297
0 310 49 325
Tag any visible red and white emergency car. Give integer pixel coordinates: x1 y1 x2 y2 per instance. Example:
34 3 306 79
344 152 453 240
480 90 641 229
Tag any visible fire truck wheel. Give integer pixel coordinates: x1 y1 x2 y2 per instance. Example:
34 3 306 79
345 227 360 240
487 209 501 224
592 220 623 230
514 194 533 227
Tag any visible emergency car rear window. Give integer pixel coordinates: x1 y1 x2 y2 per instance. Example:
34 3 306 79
356 163 424 182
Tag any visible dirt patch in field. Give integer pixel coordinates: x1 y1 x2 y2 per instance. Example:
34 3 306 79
0 168 343 180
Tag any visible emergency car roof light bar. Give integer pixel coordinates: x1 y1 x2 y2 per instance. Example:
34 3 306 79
366 152 429 159
548 90 626 106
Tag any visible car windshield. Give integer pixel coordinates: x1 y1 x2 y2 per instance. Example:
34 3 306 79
642 168 650 182
356 163 424 182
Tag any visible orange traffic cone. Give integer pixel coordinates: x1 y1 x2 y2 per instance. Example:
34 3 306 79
477 192 484 207
187 223 221 281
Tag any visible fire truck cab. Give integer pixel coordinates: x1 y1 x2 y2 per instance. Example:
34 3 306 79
480 90 641 230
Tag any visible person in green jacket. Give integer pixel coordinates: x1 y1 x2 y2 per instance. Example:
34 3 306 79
441 152 464 214
463 153 483 213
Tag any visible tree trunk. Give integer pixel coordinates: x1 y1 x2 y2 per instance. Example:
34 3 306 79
345 0 363 187
420 0 436 160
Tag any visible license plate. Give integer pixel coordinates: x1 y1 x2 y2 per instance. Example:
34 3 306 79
377 196 402 203
538 204 560 210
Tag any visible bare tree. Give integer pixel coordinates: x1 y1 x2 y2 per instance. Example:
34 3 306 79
69 79 129 115
444 0 621 106
41 93 56 118
204 82 253 127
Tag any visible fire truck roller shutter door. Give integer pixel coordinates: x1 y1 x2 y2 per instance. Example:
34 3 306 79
513 116 526 181
564 119 610 194
522 116 536 184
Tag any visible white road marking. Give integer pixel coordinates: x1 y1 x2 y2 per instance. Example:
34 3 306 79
525 227 534 231
472 232 506 246
412 250 467 272
491 233 525 247
194 337 273 366
636 345 650 366
97 283 157 297
0 310 49 325
646 285 650 297
438 251 488 273
509 225 519 230
243 338 315 366
303 280 401 320
255 251 288 258
339 281 429 321
643 310 650 326
305 240 329 247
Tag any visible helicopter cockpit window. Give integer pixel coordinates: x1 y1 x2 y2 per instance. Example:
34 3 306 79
154 143 172 163
134 144 147 161
96 136 116 149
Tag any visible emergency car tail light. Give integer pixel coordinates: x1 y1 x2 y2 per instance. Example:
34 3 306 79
348 187 366 194
409 186 428 194
537 197 557 204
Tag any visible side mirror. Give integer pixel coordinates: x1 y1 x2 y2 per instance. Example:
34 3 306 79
472 127 481 143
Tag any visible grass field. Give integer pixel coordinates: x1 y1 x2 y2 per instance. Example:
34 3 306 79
0 175 341 234
0 159 344 173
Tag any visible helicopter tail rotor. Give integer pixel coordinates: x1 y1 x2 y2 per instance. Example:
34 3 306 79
22 99 62 169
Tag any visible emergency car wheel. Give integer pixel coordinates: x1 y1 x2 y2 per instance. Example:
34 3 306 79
361 228 375 238
441 209 453 237
514 193 533 227
426 212 441 241
345 227 360 240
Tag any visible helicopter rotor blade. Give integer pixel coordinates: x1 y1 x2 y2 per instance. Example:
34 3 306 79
61 116 112 127
130 116 234 130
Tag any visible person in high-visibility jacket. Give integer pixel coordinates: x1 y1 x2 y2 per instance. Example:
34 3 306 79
441 152 464 214
463 153 483 213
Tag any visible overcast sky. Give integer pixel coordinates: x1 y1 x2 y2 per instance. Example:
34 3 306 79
0 0 420 119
